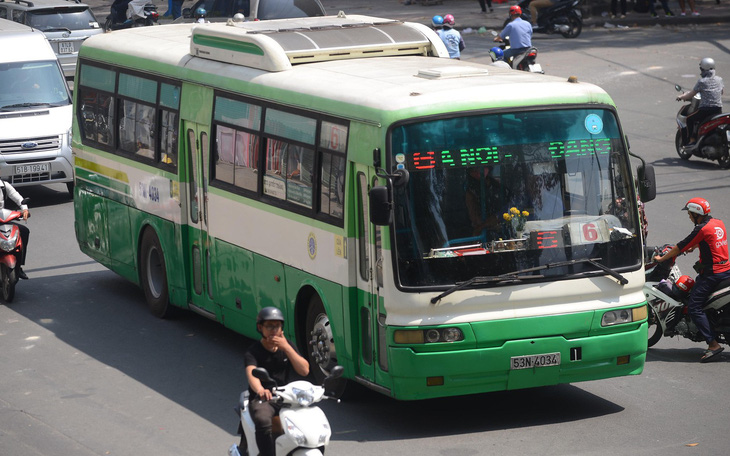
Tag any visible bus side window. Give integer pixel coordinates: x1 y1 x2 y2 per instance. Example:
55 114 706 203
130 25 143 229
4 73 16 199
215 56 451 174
357 172 370 281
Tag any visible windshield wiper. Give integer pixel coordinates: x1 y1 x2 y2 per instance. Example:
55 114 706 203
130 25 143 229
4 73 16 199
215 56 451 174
430 257 627 304
41 27 72 33
1 102 53 110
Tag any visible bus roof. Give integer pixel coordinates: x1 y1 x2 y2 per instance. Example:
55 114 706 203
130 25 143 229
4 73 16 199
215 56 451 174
80 17 615 119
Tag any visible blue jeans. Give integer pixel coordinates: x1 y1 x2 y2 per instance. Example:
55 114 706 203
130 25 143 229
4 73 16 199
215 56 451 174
687 269 730 344
171 0 184 19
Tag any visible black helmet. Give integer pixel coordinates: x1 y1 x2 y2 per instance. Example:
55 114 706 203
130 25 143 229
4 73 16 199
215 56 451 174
257 306 284 324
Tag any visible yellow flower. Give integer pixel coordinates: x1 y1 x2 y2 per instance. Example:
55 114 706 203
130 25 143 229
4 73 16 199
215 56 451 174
503 213 511 221
522 210 529 217
510 207 520 215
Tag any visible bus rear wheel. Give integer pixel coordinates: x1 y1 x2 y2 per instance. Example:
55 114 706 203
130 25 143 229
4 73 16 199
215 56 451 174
140 229 172 318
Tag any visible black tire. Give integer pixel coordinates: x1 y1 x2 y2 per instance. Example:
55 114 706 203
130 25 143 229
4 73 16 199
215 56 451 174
103 17 112 32
140 229 172 318
717 139 730 169
66 181 75 198
1 265 16 303
561 16 582 38
647 305 663 348
676 130 692 160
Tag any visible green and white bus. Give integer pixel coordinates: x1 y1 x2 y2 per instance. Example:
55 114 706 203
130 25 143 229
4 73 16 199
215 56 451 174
72 15 656 400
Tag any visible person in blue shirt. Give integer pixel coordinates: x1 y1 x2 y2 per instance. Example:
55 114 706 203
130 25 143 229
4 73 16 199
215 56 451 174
438 14 465 59
493 5 533 64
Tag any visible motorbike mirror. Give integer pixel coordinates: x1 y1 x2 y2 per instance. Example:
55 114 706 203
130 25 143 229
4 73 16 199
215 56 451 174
252 367 272 383
675 84 683 92
325 365 344 381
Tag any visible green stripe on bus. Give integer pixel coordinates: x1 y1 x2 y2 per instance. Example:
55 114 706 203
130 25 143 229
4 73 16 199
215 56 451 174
75 167 131 195
77 178 137 208
192 34 265 56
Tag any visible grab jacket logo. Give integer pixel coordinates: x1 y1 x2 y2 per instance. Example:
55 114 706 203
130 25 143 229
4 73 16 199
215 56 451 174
715 227 724 240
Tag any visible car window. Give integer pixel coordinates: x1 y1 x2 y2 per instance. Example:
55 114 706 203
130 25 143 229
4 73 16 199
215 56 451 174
0 61 71 109
0 7 7 19
26 7 97 31
257 0 324 20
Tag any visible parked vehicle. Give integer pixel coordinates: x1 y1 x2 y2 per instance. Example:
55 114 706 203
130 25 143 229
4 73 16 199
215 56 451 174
180 0 325 22
644 245 730 347
105 0 159 31
0 19 74 196
0 0 103 78
0 198 29 303
674 84 730 169
229 366 342 456
507 0 583 38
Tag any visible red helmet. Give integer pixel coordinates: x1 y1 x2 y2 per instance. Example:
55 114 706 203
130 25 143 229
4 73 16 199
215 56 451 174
675 275 696 292
509 5 522 16
683 197 711 216
443 14 455 26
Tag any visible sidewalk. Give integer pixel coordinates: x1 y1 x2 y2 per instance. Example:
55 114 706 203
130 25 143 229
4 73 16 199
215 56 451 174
87 0 730 32
319 0 730 32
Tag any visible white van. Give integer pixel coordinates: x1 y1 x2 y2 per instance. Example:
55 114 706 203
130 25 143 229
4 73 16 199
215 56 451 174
0 18 74 195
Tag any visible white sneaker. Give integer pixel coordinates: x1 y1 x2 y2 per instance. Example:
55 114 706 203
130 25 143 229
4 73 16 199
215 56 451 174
692 11 700 16
680 11 686 16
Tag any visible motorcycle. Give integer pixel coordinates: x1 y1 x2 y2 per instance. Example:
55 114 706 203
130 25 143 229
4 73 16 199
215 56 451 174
104 0 159 32
228 365 343 456
0 198 29 303
644 245 730 348
506 0 583 39
674 84 730 169
491 34 544 73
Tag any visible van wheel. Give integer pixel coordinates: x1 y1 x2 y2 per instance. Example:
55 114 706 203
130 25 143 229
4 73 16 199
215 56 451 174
140 229 172 318
66 181 75 198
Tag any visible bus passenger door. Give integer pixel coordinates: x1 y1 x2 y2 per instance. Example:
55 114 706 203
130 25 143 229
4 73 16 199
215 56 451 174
183 122 216 318
355 166 380 383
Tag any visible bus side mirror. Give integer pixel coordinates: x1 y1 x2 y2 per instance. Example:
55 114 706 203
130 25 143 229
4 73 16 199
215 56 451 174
637 164 656 203
369 186 392 226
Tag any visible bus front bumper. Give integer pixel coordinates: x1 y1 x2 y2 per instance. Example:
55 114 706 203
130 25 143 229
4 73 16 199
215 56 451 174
386 322 647 400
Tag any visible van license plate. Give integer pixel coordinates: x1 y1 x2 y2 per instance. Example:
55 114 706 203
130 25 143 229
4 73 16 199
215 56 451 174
59 41 74 54
510 352 560 370
15 163 50 175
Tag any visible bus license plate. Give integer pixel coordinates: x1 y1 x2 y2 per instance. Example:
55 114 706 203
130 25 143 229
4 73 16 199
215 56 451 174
15 163 49 175
510 352 560 370
59 41 74 54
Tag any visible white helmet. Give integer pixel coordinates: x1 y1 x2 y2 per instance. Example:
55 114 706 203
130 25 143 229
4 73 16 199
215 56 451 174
699 57 715 71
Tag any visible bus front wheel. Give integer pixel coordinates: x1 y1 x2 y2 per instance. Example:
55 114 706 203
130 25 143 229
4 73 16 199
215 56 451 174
140 229 172 318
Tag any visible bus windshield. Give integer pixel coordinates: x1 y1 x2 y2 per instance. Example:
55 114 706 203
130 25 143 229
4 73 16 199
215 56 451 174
390 108 641 289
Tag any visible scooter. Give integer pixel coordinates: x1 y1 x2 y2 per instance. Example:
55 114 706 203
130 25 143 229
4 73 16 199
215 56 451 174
674 84 730 169
104 0 159 32
0 198 29 303
229 365 343 456
493 36 544 73
644 245 730 348
508 0 583 38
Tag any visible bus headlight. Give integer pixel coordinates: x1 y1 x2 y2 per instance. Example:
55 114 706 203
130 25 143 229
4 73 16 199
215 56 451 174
601 306 647 326
394 328 464 344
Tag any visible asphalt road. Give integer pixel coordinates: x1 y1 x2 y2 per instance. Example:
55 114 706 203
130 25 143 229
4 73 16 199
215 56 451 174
2 22 730 456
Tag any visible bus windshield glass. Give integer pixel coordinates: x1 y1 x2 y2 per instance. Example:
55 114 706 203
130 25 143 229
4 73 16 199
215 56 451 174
390 108 641 288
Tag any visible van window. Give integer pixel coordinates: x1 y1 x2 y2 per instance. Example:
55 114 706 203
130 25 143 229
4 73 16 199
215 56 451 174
0 61 70 109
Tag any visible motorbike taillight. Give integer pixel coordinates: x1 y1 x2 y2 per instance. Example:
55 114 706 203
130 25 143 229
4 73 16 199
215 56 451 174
151 12 159 20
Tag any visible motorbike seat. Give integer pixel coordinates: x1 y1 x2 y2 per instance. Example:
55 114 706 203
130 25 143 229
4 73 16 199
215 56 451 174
706 278 730 305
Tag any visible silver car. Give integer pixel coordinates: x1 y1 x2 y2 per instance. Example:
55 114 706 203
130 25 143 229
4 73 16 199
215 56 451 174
0 0 103 78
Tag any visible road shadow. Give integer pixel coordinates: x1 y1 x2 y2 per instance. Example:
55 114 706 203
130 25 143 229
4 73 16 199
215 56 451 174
7 269 625 443
14 183 73 209
646 346 729 364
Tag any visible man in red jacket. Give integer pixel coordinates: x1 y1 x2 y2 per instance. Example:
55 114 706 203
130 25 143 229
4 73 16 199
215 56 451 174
654 197 730 362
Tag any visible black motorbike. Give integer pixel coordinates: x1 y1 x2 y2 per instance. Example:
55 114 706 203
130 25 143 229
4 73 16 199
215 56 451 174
507 0 583 39
104 0 159 32
674 85 730 169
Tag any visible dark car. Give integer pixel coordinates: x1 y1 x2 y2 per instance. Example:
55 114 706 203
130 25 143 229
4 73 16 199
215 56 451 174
181 0 325 21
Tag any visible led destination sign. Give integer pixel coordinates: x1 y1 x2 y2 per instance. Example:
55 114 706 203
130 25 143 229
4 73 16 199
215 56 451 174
405 138 613 171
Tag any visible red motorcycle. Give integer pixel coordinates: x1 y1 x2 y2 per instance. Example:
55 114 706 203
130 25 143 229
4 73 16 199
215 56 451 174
0 200 29 302
675 84 730 169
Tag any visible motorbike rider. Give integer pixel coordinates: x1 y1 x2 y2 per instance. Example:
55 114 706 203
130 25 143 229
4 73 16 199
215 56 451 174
677 57 724 147
239 307 309 456
489 46 511 69
0 180 30 280
528 0 555 27
438 14 465 59
494 6 533 63
653 198 730 362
